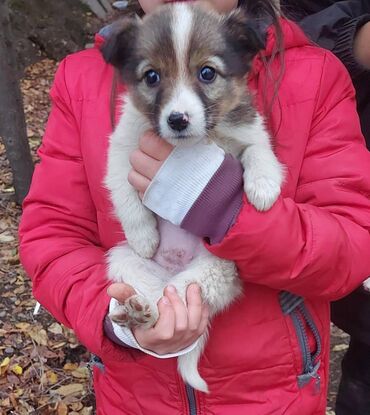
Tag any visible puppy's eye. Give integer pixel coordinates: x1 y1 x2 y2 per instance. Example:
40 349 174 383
144 70 160 87
199 66 216 83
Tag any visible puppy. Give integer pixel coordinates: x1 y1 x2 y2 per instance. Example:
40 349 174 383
102 3 284 393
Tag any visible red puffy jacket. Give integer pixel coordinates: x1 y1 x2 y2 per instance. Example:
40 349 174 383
19 19 370 415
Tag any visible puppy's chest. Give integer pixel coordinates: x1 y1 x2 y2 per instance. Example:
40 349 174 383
153 218 204 274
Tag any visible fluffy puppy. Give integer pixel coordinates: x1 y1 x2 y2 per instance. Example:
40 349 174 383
102 3 284 392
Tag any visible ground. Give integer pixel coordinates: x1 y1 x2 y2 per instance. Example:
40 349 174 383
0 56 351 414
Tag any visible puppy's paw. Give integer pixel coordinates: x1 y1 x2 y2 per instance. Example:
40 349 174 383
363 277 370 292
244 175 281 211
125 212 159 258
110 295 158 329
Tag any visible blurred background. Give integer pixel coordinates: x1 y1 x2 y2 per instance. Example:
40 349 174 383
0 0 348 413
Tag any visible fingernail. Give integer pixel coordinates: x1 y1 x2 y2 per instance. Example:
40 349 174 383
189 284 200 293
166 285 176 293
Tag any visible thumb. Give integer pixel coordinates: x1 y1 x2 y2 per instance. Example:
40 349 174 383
107 282 136 303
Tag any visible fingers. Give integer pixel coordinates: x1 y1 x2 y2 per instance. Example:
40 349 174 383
127 169 151 194
107 283 136 303
129 149 161 180
164 285 188 333
186 284 204 332
152 296 176 339
198 304 210 335
132 284 209 355
139 131 173 161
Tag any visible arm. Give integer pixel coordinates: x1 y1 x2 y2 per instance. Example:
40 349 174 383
207 52 370 300
298 0 370 76
18 58 119 359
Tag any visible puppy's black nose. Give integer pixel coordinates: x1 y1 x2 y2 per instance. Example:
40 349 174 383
167 112 189 132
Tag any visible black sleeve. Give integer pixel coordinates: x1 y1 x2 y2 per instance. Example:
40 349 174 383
296 1 370 79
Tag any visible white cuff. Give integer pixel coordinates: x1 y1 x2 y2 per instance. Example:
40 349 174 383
109 298 199 359
142 141 225 225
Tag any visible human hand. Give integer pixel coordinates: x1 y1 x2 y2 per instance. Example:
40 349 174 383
354 21 370 69
128 131 173 198
133 284 209 355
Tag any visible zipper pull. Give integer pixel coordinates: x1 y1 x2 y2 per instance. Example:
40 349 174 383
309 360 321 395
312 372 321 395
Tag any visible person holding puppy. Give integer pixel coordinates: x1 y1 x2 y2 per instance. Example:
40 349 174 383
19 0 370 413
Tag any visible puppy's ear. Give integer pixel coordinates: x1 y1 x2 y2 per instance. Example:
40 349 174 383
101 18 139 69
223 10 265 73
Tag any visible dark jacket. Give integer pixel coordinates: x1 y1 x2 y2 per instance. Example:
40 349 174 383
282 0 370 148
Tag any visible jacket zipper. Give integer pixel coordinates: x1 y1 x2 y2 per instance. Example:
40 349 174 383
279 291 322 393
185 383 198 415
291 306 321 392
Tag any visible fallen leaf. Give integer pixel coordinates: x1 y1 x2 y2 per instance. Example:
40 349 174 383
47 370 58 385
80 407 93 415
0 357 10 376
71 367 89 379
332 344 349 352
51 341 66 349
70 402 83 411
0 232 14 243
54 383 84 397
15 322 30 331
28 327 48 346
63 363 78 371
11 365 23 376
56 401 68 415
48 322 63 335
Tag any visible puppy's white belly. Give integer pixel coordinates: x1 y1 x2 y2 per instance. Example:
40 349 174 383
108 217 205 289
153 218 204 274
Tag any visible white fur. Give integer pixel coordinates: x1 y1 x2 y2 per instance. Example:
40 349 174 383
363 277 370 291
173 4 193 78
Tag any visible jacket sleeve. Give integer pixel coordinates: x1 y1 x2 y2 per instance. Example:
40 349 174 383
18 58 121 360
298 0 370 78
206 52 370 301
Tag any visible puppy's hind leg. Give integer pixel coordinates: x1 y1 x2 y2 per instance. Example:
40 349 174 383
107 243 169 329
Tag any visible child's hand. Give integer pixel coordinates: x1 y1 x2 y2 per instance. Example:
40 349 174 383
133 284 209 355
354 22 370 69
128 131 173 198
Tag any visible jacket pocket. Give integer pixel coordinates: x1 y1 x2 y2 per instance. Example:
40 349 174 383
279 291 322 394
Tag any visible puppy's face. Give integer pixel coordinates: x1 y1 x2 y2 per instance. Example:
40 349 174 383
102 4 264 145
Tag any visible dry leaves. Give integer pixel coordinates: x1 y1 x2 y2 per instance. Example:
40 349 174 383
0 58 94 414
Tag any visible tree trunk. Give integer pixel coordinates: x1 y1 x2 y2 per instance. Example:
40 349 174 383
0 0 34 204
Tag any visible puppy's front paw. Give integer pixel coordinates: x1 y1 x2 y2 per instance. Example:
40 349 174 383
243 156 284 211
363 277 370 292
125 211 159 258
110 295 158 329
244 176 281 211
